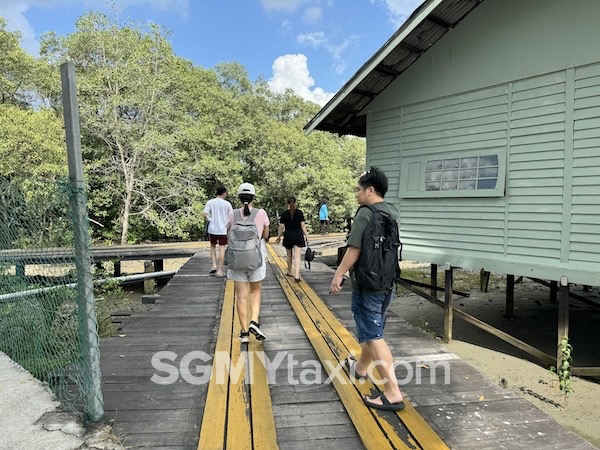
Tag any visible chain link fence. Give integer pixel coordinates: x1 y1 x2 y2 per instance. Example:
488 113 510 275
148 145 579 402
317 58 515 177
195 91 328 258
0 175 104 420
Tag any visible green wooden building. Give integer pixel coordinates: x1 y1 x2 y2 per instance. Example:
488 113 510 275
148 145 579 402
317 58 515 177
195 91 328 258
306 0 600 370
306 0 600 288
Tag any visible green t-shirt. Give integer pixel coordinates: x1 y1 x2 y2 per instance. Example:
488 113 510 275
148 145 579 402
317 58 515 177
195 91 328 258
346 201 399 294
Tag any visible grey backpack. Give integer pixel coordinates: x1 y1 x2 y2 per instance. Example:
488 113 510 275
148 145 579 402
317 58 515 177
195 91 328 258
226 209 262 270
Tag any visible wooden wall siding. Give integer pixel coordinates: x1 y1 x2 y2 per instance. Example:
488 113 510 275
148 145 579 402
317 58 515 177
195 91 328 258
385 85 508 260
571 63 600 263
367 109 401 198
367 66 600 283
506 72 566 262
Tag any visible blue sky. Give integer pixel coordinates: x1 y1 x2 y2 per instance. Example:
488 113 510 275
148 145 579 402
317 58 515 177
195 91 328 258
0 0 422 105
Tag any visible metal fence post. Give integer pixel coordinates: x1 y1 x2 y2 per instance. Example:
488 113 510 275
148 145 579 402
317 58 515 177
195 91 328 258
61 61 105 422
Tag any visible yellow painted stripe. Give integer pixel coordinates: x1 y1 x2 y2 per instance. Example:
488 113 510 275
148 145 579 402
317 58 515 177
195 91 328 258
227 292 252 450
289 274 449 449
267 247 406 450
198 280 235 450
268 245 449 450
283 276 419 449
249 341 279 449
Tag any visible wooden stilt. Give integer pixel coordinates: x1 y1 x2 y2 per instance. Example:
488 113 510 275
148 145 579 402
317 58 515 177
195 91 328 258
557 278 569 366
504 274 514 319
144 260 156 294
480 269 490 292
550 280 558 304
443 265 453 343
113 260 121 277
430 264 437 298
154 259 164 272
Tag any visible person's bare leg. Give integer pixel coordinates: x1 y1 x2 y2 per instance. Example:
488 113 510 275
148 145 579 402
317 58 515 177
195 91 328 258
216 244 226 276
365 339 403 404
248 281 262 323
210 243 217 271
235 281 249 331
293 246 302 279
354 343 374 377
286 248 293 275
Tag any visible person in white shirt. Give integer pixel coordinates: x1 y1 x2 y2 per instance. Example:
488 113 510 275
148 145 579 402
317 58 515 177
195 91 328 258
202 185 233 277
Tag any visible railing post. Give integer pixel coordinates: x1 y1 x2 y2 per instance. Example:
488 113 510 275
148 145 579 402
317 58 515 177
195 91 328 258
61 61 105 422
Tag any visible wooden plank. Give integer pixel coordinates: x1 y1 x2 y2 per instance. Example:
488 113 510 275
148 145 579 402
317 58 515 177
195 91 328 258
281 253 449 450
267 246 416 450
226 294 252 450
198 280 235 450
249 341 278 449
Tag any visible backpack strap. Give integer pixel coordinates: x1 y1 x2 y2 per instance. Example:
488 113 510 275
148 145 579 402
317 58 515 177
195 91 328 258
234 208 259 223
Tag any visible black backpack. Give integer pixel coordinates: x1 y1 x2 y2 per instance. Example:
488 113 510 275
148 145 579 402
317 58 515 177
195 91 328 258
354 204 402 291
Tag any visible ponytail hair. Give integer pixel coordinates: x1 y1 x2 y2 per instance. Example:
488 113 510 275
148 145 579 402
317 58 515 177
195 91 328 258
239 193 255 216
287 196 296 218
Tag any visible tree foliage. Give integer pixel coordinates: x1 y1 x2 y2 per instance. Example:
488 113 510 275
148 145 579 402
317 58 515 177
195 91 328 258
0 11 366 245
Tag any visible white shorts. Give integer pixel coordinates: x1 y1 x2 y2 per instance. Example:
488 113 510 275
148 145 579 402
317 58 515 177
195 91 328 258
227 245 267 283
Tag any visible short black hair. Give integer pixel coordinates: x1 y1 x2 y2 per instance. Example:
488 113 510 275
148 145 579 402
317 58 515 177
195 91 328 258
358 166 388 197
216 185 227 196
287 196 296 204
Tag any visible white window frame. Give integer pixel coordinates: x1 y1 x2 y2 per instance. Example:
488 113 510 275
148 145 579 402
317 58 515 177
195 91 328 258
398 148 506 198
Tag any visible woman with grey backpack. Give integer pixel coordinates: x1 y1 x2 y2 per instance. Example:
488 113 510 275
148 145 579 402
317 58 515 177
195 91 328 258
225 182 270 343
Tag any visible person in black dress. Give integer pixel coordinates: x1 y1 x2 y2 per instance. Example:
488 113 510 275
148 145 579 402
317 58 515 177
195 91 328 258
275 196 310 281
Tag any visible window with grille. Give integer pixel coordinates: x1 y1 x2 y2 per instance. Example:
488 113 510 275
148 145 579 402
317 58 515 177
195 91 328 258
399 150 505 198
424 155 499 192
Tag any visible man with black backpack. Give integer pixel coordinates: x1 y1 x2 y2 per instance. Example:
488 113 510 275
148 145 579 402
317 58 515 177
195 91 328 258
330 167 404 411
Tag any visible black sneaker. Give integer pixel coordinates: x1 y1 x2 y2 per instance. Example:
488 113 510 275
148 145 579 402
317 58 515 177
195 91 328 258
238 331 250 343
248 321 266 341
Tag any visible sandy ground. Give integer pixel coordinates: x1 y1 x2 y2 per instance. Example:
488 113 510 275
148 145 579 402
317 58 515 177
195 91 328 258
389 263 600 448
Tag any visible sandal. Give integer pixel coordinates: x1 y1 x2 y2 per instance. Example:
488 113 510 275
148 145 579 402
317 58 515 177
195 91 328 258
363 392 405 411
343 356 368 381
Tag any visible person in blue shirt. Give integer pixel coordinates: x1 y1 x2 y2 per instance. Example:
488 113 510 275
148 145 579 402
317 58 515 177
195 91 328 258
319 199 329 234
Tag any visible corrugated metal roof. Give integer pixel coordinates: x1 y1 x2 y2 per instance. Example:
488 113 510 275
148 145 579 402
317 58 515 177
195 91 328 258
304 0 483 137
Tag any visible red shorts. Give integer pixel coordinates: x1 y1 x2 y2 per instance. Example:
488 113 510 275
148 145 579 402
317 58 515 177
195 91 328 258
209 234 227 245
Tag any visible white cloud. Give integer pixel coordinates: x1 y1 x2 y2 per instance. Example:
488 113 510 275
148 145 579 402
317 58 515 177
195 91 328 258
0 0 190 56
0 1 39 54
371 0 422 28
260 0 306 13
268 54 334 106
297 31 358 76
279 19 292 37
302 6 321 24
297 31 327 48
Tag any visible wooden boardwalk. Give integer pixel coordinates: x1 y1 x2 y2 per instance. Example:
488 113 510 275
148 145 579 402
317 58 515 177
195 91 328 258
100 245 597 449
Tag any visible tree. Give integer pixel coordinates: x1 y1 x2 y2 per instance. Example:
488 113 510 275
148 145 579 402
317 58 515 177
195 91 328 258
0 17 39 107
41 13 202 244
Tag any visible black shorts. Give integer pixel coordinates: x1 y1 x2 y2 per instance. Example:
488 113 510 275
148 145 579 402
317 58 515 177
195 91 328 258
283 231 305 249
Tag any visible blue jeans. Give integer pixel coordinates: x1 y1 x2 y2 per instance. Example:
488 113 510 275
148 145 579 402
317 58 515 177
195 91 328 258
351 290 393 344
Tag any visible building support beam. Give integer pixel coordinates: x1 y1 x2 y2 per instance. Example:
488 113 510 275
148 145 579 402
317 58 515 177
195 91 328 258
443 265 453 343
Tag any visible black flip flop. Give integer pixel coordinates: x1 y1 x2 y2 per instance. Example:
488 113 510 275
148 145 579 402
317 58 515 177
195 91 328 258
209 269 217 274
363 393 405 411
343 356 368 381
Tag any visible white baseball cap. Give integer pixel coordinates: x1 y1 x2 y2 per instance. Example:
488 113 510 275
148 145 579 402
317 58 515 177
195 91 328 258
238 182 255 195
